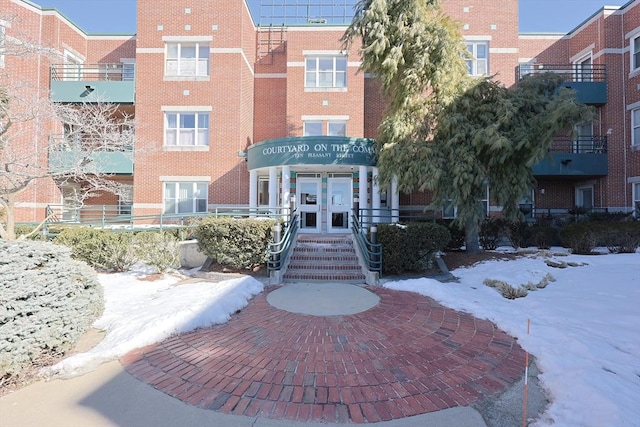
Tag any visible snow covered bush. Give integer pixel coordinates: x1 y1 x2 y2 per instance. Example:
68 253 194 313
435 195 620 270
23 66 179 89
0 240 103 380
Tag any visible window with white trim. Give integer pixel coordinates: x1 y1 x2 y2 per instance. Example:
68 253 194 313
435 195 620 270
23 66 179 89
63 50 83 81
303 120 347 136
0 24 6 68
118 185 133 215
305 56 347 88
632 34 640 71
165 112 209 146
303 121 323 136
327 121 346 136
574 54 593 82
163 182 208 214
258 177 269 206
633 182 640 217
633 108 640 147
165 42 209 77
466 42 488 76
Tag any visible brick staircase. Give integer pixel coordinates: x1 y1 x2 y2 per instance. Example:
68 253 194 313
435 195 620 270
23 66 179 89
282 234 366 283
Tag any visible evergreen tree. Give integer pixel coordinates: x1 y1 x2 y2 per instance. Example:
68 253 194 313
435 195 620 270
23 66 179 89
344 0 593 253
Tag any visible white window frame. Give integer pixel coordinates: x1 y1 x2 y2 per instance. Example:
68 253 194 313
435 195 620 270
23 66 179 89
164 112 209 146
633 182 640 218
303 121 323 136
63 50 83 81
163 182 208 214
327 121 347 136
573 54 593 82
165 42 210 77
258 177 269 206
632 108 640 148
575 185 594 210
305 55 347 88
632 34 640 72
0 23 6 69
466 42 488 76
118 185 133 215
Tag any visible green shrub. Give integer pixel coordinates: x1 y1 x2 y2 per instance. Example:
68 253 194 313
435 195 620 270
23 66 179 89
587 212 632 223
559 222 605 254
526 224 558 249
132 231 180 272
479 217 514 250
436 219 465 251
194 217 276 269
508 220 531 249
602 222 640 254
0 241 103 380
53 227 115 269
378 222 451 275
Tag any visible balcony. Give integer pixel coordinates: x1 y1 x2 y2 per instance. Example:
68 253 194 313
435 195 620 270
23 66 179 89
50 63 135 104
48 135 134 175
516 64 607 105
533 136 608 177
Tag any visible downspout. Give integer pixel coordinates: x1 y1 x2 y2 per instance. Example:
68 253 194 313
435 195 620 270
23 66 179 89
621 11 628 211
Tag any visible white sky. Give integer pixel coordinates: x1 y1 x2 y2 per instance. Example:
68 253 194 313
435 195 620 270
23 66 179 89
44 249 640 426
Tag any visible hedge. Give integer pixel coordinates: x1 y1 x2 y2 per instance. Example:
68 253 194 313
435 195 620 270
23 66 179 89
194 217 277 269
377 222 451 275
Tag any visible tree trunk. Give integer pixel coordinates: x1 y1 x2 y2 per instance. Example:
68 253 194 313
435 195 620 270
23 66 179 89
465 218 480 254
0 194 17 240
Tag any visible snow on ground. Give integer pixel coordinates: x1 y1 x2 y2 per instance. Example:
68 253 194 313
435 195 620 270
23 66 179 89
43 250 639 427
385 249 640 427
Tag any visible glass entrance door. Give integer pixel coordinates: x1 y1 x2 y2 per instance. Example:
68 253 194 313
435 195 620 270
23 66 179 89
297 178 321 233
327 177 352 233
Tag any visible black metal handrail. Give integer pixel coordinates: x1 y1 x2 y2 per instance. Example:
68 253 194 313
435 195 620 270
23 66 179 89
516 63 606 83
267 210 299 272
549 136 607 154
51 63 135 82
351 214 382 275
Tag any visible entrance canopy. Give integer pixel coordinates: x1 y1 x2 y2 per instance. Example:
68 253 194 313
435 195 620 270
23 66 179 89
247 136 376 170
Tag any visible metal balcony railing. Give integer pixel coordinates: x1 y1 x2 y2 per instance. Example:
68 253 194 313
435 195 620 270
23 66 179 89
548 136 607 154
516 63 606 83
51 63 135 82
49 134 134 152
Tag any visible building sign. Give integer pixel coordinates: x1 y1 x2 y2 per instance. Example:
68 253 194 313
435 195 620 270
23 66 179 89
247 136 377 169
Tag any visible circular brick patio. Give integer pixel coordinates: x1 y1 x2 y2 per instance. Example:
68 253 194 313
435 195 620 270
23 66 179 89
121 286 526 423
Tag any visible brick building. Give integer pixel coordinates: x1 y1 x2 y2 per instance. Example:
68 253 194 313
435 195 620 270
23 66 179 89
1 0 639 232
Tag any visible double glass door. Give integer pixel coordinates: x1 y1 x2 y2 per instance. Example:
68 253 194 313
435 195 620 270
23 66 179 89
296 175 352 233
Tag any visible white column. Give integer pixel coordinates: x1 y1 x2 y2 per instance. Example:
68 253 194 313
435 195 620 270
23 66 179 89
359 166 369 228
371 167 381 224
391 175 400 223
268 166 278 216
249 169 258 217
281 166 291 222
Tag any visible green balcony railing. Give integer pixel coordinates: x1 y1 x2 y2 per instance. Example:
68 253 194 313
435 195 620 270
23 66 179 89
50 63 135 103
533 136 608 177
516 63 607 105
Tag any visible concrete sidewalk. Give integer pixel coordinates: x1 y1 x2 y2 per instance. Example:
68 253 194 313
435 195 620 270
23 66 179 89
0 360 487 427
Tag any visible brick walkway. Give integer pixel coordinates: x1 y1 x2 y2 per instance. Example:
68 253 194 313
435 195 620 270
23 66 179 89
121 286 526 423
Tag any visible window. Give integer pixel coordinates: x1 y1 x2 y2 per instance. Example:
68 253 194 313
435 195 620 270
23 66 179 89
0 23 5 68
165 42 209 77
303 120 347 136
63 50 83 81
303 121 323 136
466 42 488 76
327 121 346 136
442 201 457 219
122 62 135 81
118 185 133 215
574 55 592 82
632 34 640 71
164 182 208 214
305 56 347 88
258 177 269 206
574 122 594 153
633 182 640 217
633 108 640 148
165 112 209 146
576 186 594 210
